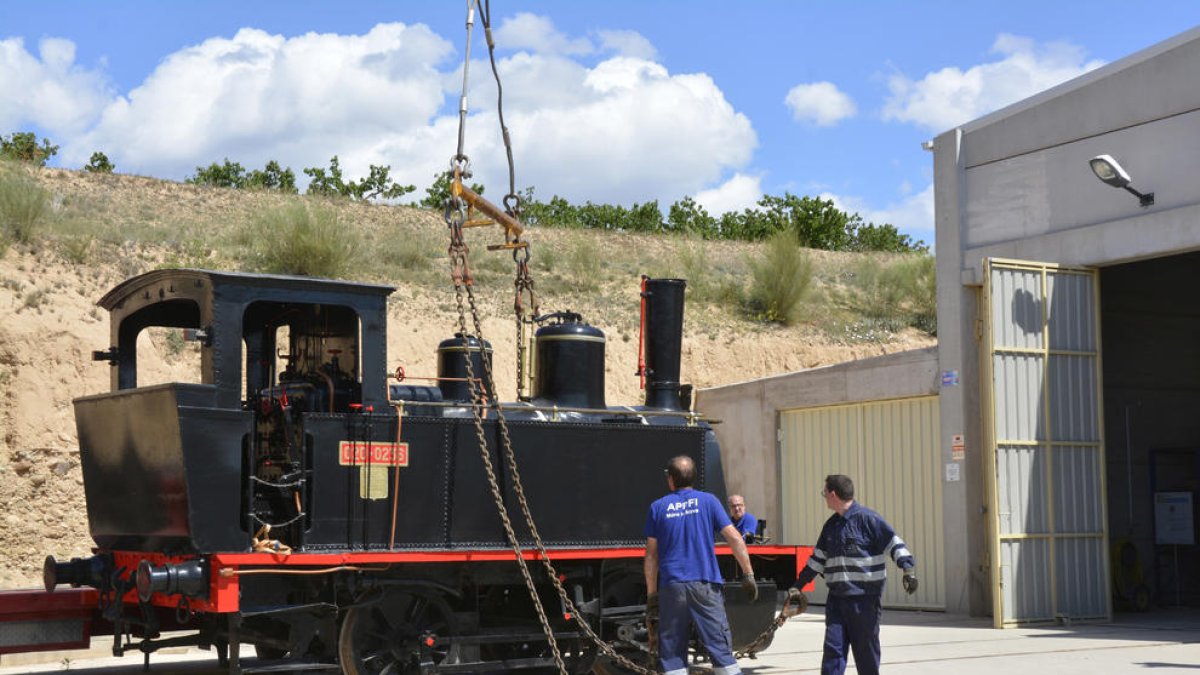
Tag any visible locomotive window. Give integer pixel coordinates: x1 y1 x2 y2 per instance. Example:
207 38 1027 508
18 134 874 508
243 301 363 412
135 327 204 387
115 298 204 390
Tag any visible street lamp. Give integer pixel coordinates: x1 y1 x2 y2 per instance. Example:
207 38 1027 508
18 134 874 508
1089 154 1154 207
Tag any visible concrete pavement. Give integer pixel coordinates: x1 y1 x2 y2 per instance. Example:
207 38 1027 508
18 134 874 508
745 605 1200 673
2 605 1198 673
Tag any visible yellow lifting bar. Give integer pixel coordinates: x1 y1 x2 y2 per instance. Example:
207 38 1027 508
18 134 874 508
451 166 528 252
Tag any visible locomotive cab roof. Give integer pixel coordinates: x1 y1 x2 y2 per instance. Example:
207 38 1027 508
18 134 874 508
96 268 395 410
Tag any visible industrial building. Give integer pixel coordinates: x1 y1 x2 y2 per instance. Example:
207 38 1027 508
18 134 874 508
698 26 1200 625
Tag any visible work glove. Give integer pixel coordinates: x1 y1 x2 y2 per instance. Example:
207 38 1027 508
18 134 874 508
741 573 759 602
782 587 808 617
902 569 919 595
645 592 659 620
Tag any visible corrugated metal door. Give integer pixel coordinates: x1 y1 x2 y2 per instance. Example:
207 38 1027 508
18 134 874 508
779 397 943 609
982 258 1111 627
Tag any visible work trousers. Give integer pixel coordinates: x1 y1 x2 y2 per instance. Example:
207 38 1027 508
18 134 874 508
658 580 741 675
822 594 882 675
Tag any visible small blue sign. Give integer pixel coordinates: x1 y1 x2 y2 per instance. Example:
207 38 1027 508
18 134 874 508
941 370 959 387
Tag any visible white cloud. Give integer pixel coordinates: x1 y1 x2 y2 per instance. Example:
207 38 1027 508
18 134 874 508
0 37 113 135
825 183 936 245
695 174 762 216
883 33 1105 132
784 81 856 127
492 57 755 207
69 23 455 177
492 13 592 56
16 17 753 210
596 30 657 60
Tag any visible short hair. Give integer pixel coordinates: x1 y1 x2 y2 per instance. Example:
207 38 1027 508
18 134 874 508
727 494 745 506
667 455 695 488
825 474 854 501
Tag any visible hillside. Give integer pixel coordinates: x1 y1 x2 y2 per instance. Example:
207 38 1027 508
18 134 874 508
0 168 934 588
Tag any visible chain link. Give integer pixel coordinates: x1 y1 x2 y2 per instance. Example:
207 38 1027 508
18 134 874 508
513 245 537 401
733 611 788 660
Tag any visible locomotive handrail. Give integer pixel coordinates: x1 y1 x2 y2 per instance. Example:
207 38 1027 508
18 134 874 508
384 397 721 424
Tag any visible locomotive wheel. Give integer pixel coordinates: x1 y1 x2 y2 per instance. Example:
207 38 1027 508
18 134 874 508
338 589 459 674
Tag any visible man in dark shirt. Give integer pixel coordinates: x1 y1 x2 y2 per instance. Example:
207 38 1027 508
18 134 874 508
788 474 917 675
645 455 757 675
727 494 758 542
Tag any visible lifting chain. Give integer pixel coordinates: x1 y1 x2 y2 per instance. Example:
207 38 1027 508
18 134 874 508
733 611 788 660
445 3 651 673
445 229 657 674
733 593 805 660
513 243 537 400
445 210 568 674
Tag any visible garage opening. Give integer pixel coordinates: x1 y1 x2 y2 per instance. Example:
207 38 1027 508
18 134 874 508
1101 251 1200 610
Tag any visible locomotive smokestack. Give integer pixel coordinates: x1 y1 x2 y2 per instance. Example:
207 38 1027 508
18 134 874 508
642 278 686 410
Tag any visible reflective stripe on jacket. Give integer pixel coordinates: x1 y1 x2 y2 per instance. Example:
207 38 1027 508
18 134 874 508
796 502 913 596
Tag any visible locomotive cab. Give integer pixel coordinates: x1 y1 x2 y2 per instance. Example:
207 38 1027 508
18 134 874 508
75 269 394 553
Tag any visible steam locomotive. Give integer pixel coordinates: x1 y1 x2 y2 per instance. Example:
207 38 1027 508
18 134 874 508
5 268 808 674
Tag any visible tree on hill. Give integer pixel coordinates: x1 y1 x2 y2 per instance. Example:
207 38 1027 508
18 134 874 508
84 152 114 173
1 132 58 166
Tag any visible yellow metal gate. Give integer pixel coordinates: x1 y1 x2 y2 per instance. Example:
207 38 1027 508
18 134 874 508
982 258 1111 627
779 397 943 609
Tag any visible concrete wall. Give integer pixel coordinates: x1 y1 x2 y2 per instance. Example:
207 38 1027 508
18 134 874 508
695 347 938 540
933 26 1200 615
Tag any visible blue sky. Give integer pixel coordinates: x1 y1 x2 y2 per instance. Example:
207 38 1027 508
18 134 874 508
4 2 1199 244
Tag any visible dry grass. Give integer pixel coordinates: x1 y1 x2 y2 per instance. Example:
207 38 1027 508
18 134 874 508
21 167 935 344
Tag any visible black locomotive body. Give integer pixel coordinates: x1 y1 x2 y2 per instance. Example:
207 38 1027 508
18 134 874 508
29 269 806 674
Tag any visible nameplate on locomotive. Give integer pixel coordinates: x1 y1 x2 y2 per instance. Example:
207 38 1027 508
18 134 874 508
337 441 410 466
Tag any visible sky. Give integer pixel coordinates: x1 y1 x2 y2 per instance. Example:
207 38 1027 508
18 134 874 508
3 2 1200 246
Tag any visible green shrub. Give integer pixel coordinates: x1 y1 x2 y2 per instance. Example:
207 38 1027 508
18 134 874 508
375 234 438 272
666 196 717 237
84 152 115 173
746 229 813 325
897 254 937 334
245 160 297 193
563 238 602 291
60 234 94 264
660 239 743 308
0 163 50 245
843 258 906 329
350 164 415 201
837 254 937 334
305 156 413 201
187 159 247 188
850 222 928 253
244 202 357 278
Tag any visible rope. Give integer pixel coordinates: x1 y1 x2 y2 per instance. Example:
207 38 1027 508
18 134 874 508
251 524 294 555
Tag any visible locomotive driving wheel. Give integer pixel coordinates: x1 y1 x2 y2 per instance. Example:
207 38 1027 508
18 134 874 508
338 589 460 674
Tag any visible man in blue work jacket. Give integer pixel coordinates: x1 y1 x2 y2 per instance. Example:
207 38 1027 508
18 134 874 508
788 474 918 675
645 455 758 675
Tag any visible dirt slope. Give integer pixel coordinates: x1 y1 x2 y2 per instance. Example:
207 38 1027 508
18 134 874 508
0 171 933 588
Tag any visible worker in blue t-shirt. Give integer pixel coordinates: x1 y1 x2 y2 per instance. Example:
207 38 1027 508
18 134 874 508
644 455 758 675
727 494 758 542
786 474 918 675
